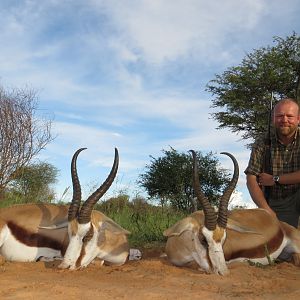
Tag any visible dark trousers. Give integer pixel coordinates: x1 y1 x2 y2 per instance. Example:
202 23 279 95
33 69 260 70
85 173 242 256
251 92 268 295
269 190 300 228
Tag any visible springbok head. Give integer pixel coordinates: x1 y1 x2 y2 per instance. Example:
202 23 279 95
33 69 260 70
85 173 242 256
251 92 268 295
59 147 119 269
189 150 239 275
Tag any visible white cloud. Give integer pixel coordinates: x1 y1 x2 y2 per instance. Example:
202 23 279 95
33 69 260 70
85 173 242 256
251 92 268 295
98 0 266 64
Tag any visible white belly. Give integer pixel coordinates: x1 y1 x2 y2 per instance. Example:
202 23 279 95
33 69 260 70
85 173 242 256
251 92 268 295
1 234 61 262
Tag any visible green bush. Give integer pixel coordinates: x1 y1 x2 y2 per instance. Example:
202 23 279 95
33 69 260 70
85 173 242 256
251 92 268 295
96 195 186 247
0 191 25 208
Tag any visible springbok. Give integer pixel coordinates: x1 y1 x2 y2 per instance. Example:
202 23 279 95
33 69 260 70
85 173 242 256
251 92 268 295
0 148 132 269
164 150 300 275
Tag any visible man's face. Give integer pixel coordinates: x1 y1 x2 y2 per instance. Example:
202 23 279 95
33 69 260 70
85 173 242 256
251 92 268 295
273 102 300 138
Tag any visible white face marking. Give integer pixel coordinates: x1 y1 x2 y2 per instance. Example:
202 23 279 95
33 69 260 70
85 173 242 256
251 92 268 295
192 232 211 272
79 229 99 268
202 226 228 275
59 222 91 269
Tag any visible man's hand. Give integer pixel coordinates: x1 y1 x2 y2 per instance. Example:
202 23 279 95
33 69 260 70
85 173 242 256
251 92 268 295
258 173 275 186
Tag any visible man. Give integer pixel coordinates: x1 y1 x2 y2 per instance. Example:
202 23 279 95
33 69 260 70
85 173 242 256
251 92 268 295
245 98 300 228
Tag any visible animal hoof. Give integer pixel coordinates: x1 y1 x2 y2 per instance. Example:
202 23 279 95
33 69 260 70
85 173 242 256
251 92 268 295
58 261 70 269
129 248 142 260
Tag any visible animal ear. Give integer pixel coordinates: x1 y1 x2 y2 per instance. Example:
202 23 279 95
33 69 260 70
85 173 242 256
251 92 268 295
163 217 200 237
97 220 130 245
100 220 131 235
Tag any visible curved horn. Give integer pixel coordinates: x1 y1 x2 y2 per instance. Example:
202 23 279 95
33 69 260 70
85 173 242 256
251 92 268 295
78 148 119 224
189 150 217 231
217 152 239 228
68 148 87 221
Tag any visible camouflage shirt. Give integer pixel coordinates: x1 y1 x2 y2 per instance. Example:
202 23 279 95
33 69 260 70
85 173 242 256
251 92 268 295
244 128 300 200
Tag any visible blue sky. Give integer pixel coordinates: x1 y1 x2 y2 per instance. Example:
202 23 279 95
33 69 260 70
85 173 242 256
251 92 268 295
0 0 299 207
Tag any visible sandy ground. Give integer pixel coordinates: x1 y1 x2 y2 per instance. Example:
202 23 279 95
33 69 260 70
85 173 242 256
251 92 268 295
1 248 300 300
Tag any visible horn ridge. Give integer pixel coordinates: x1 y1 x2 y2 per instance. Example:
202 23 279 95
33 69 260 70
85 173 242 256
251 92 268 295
189 150 217 231
78 148 119 224
68 147 87 221
217 152 239 228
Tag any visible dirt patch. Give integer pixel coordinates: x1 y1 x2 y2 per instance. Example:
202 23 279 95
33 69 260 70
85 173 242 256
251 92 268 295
1 250 300 300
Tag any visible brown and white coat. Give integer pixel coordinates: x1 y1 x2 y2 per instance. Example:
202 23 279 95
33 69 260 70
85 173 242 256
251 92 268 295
164 150 300 275
0 148 130 269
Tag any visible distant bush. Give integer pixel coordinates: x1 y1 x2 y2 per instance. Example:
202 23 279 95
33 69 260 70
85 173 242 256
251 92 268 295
0 192 24 208
0 162 58 207
96 195 187 247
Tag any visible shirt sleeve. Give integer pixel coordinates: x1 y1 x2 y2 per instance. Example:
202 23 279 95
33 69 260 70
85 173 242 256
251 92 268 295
244 139 265 176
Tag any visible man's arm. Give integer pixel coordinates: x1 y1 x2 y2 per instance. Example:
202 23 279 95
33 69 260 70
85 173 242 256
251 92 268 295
258 170 300 186
246 173 277 218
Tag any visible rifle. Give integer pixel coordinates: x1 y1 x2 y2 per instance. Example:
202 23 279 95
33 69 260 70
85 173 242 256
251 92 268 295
262 92 273 202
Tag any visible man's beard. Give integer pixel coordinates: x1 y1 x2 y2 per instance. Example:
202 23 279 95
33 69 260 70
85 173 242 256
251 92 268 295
276 125 298 137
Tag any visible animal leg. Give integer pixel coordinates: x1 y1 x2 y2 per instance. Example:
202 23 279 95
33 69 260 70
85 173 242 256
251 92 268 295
37 256 63 262
292 253 300 266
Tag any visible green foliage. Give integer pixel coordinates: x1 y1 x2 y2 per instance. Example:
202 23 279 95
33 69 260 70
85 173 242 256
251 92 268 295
96 195 186 247
206 32 300 143
246 260 268 269
0 193 26 208
264 244 276 266
6 162 58 204
138 147 231 212
246 244 277 268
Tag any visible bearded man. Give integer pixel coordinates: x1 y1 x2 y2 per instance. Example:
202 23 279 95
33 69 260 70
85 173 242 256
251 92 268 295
245 98 300 228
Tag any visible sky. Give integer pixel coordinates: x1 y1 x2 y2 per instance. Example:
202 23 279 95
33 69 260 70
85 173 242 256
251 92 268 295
0 0 299 208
